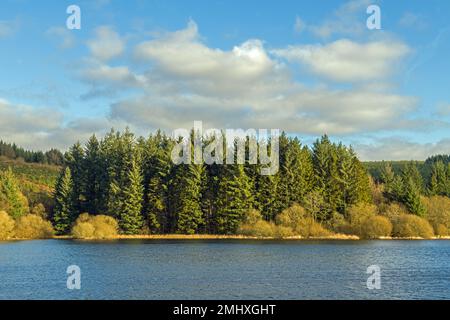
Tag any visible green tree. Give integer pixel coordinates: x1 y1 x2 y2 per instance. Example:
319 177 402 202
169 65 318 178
52 167 75 234
0 167 28 219
172 163 204 234
215 164 253 234
403 177 426 217
119 156 145 234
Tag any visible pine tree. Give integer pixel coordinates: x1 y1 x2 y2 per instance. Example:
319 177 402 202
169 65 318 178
172 163 204 234
429 161 447 196
143 133 173 233
215 164 253 234
52 167 75 234
404 177 426 216
0 167 28 219
83 135 105 214
65 142 86 215
119 155 145 234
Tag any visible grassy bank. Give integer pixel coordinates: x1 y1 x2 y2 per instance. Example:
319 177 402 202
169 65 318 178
50 234 450 241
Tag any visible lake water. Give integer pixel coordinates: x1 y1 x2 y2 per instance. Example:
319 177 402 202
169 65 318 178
0 239 449 300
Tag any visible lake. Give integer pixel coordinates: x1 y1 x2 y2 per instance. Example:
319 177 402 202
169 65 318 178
0 239 449 300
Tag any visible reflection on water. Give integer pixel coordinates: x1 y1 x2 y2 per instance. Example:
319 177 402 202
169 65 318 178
0 239 449 299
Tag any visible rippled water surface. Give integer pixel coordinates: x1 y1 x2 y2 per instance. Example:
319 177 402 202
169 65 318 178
0 239 449 299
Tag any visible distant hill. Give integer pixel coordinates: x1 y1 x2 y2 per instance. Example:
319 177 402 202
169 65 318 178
0 156 61 211
363 160 425 181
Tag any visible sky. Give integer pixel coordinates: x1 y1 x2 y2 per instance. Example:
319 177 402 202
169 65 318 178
0 0 449 160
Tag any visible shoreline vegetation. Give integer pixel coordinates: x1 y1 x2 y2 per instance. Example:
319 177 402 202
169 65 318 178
1 130 450 243
4 234 450 242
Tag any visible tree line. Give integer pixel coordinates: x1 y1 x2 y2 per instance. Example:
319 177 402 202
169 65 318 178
1 128 449 238
52 129 373 235
0 140 64 166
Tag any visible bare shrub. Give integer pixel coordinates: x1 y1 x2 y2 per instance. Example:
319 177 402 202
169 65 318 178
0 211 15 240
14 214 54 239
392 215 434 238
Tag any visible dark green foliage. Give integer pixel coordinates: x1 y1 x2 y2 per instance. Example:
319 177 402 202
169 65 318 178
215 164 253 234
52 167 75 234
119 156 145 234
0 140 63 165
171 163 204 234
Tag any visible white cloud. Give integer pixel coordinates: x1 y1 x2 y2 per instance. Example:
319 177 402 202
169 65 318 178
308 0 372 39
436 103 450 116
81 21 418 137
87 26 125 61
355 138 450 161
273 39 410 82
0 97 125 151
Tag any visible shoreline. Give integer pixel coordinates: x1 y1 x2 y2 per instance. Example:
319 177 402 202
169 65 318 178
3 234 450 242
46 234 450 241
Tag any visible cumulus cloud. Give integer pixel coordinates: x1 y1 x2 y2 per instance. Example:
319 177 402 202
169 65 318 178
273 39 410 82
354 138 450 161
101 21 416 136
87 26 125 61
308 0 372 39
0 98 122 151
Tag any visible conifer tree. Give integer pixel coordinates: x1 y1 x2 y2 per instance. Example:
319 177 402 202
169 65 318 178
0 167 28 219
52 167 75 234
83 135 105 214
65 142 86 215
119 155 145 234
172 163 204 234
215 164 253 234
404 177 426 216
143 133 173 233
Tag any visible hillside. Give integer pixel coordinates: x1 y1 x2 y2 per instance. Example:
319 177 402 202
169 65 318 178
0 156 61 210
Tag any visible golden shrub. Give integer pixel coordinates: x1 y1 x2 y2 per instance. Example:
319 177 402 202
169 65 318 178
392 215 434 238
435 224 449 237
360 216 393 239
72 222 95 239
71 214 118 239
275 203 306 228
327 212 352 234
14 214 54 239
276 204 332 238
422 196 450 235
0 211 15 240
273 226 294 238
347 203 378 236
380 203 409 222
242 209 264 225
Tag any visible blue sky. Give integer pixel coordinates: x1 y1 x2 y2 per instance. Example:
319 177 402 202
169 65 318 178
0 0 449 160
